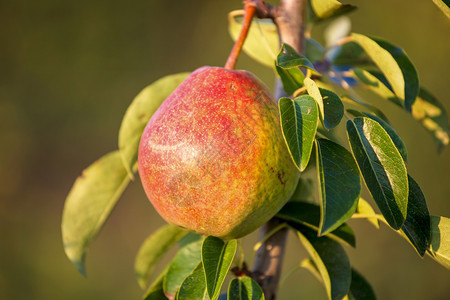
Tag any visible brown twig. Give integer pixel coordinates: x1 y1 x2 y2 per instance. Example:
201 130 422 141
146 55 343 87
251 0 308 299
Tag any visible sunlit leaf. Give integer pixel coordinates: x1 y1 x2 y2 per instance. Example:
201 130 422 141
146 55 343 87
228 10 278 67
316 138 361 235
356 198 379 229
277 43 319 74
350 33 419 112
427 215 450 269
276 65 305 95
400 175 430 257
331 42 373 68
202 236 237 300
118 72 189 176
346 268 376 300
177 262 207 300
279 202 356 247
164 238 203 298
304 77 324 121
432 0 450 18
346 117 408 230
279 95 318 171
228 276 264 300
362 113 408 162
135 224 188 289
143 266 169 300
412 88 449 151
295 226 351 300
62 151 130 276
308 0 357 22
324 16 351 48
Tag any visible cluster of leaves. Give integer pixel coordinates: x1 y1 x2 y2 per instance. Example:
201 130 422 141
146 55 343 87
62 0 450 299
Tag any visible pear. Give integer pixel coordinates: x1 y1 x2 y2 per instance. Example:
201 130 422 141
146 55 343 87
138 66 299 239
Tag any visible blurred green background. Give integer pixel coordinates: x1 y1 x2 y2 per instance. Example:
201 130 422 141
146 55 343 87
1 0 449 299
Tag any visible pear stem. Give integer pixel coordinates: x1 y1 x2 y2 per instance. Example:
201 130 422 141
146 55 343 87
224 1 256 70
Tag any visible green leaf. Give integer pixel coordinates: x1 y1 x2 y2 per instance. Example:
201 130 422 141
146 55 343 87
277 44 319 74
428 215 450 269
315 139 361 235
309 0 357 21
135 225 188 289
346 117 408 230
177 262 207 300
62 151 130 276
202 236 237 300
228 276 264 300
350 33 419 112
295 226 351 300
400 175 431 257
228 10 278 67
356 198 379 229
275 65 305 95
432 0 450 18
347 268 376 300
279 95 318 171
118 72 189 176
319 88 344 129
412 88 449 151
304 79 344 130
362 113 408 162
278 202 356 247
164 238 203 298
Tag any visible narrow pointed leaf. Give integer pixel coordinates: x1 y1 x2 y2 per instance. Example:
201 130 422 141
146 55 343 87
202 236 237 300
347 268 376 300
62 151 130 276
279 95 318 171
427 215 450 269
306 38 326 63
277 43 319 74
119 73 189 176
278 202 356 247
275 65 305 95
228 276 264 300
177 262 208 300
228 10 279 67
356 198 379 229
316 139 361 235
350 33 419 112
412 88 449 151
362 113 408 162
400 175 431 256
143 266 169 300
346 117 408 230
295 226 351 300
135 225 188 289
164 238 203 298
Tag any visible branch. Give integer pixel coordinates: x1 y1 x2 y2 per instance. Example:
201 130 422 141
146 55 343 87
252 0 307 299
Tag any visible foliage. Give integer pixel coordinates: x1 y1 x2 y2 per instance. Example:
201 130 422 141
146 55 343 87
62 0 449 299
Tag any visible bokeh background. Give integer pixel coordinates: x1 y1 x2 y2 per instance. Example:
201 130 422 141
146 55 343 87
1 0 449 299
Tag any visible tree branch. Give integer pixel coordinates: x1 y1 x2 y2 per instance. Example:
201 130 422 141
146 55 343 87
252 0 307 299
